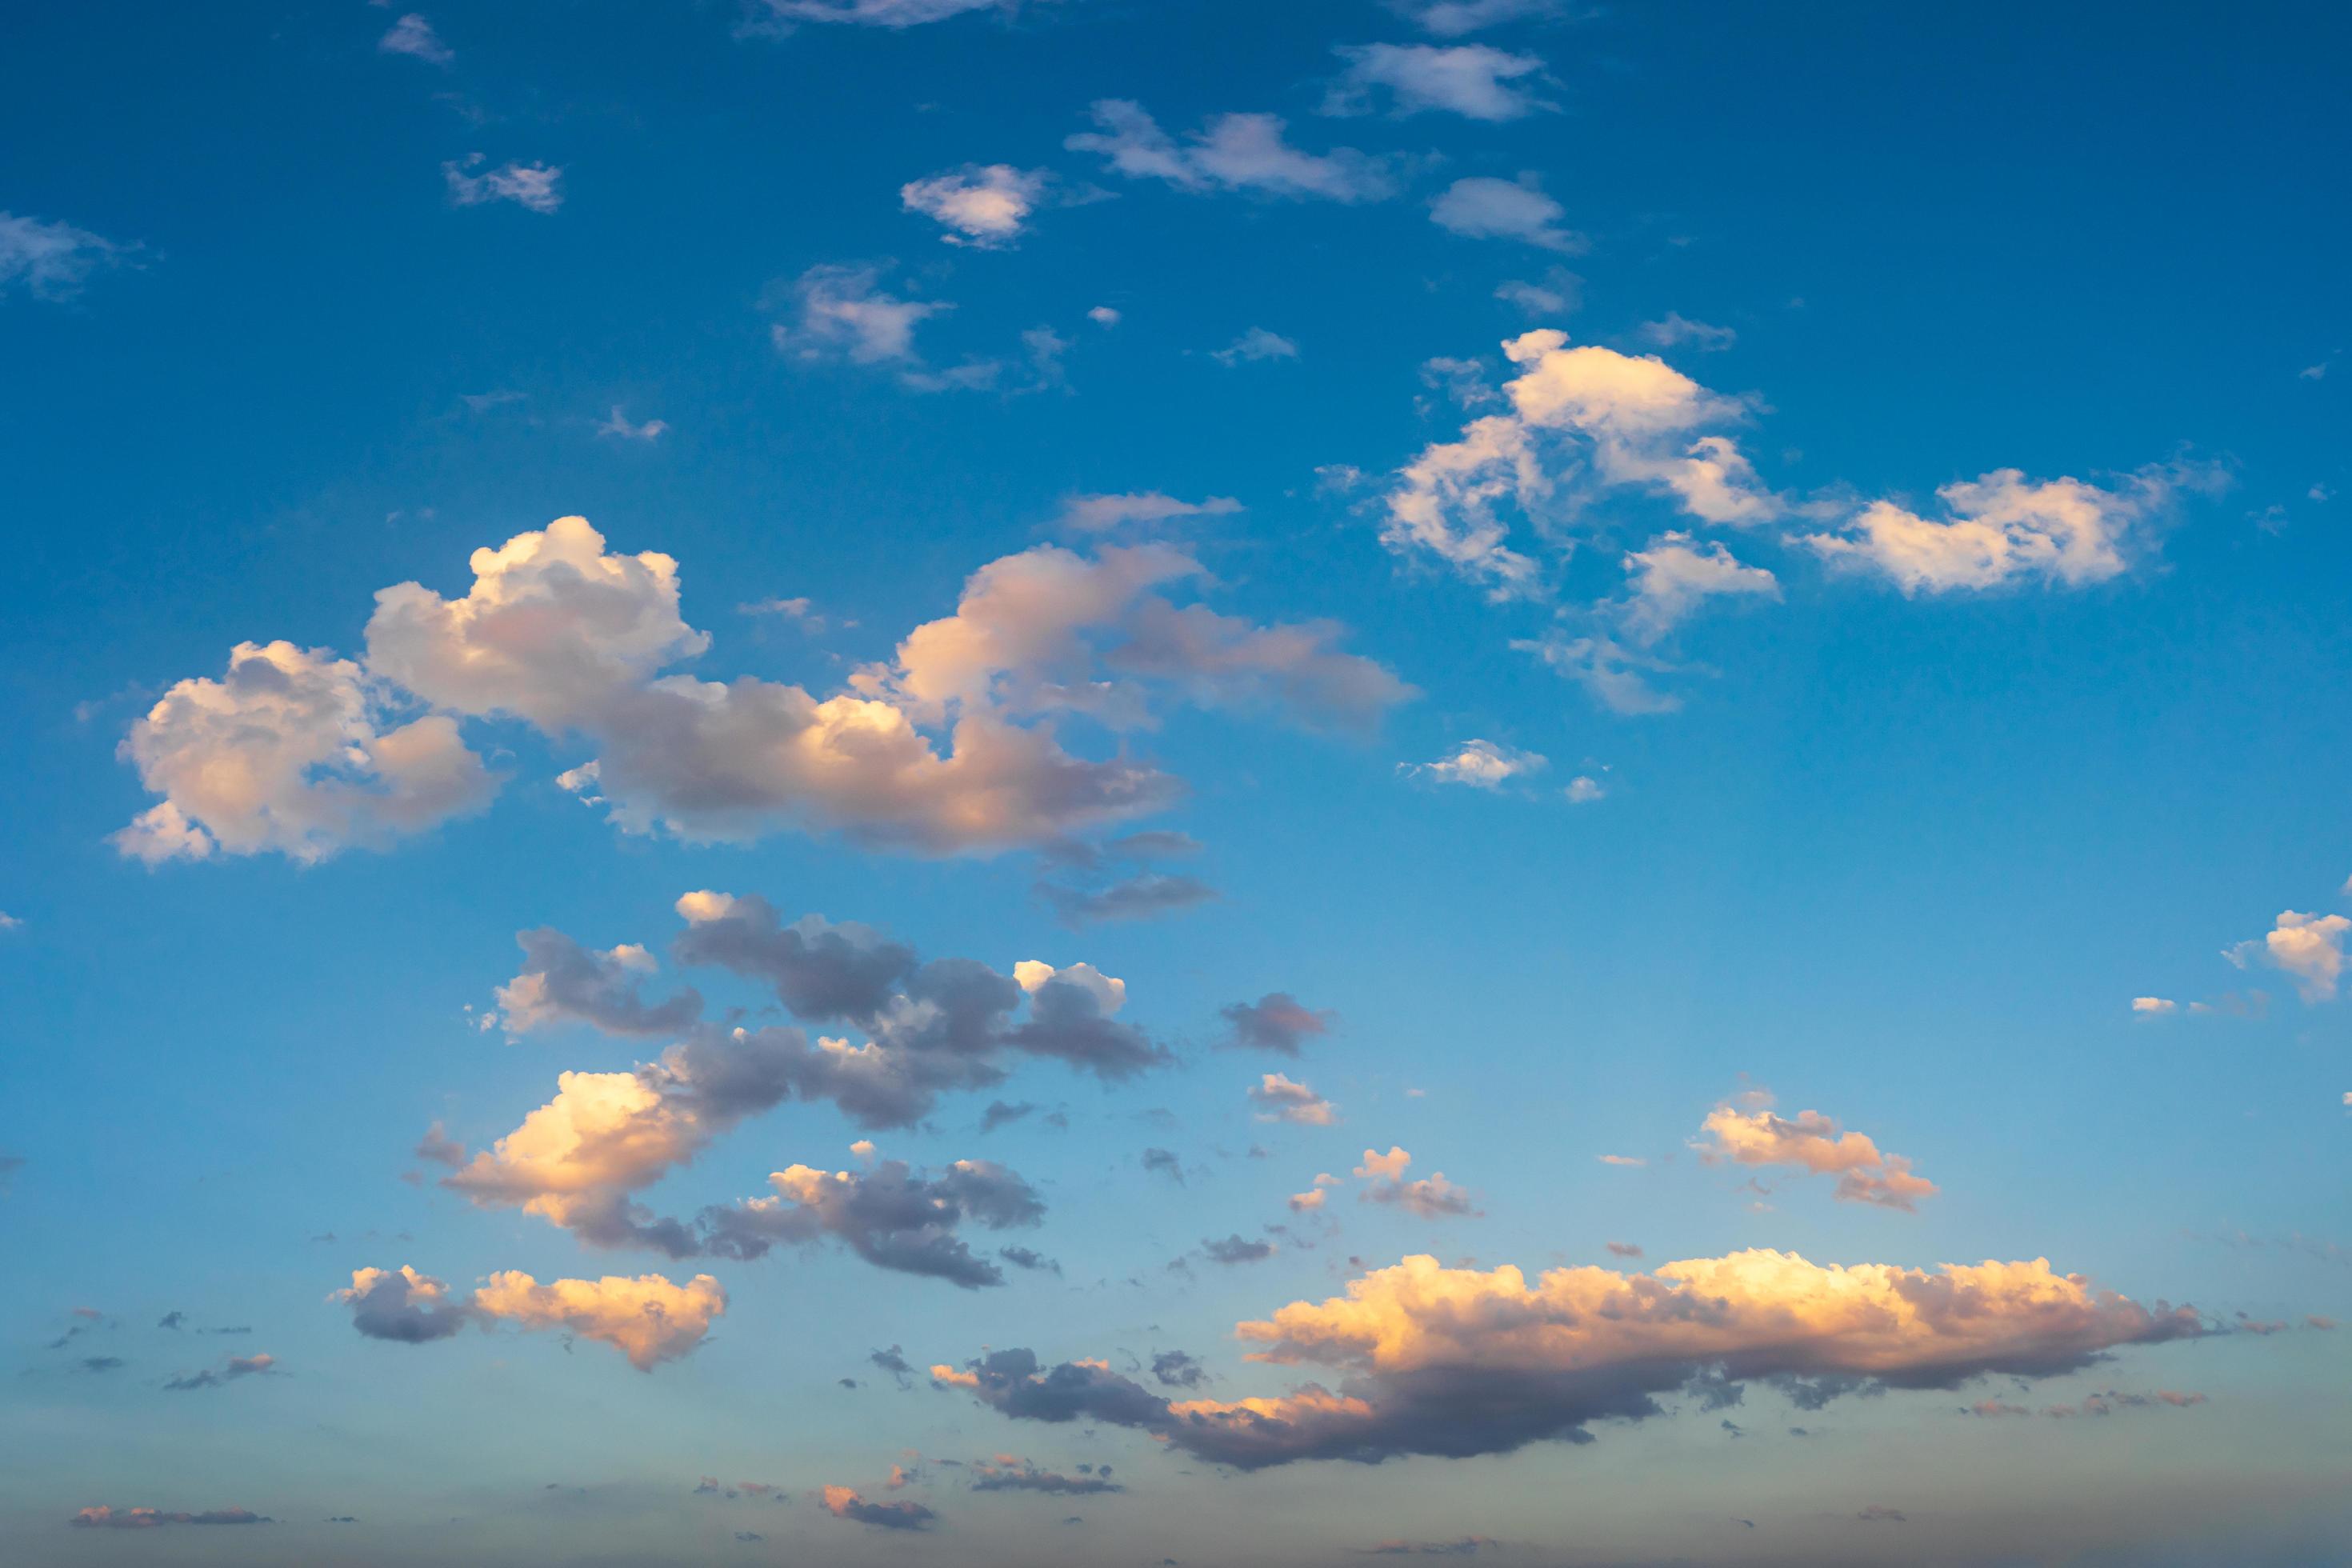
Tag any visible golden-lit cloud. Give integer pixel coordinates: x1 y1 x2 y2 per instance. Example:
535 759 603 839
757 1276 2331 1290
470 1270 726 1370
1693 1092 1938 1211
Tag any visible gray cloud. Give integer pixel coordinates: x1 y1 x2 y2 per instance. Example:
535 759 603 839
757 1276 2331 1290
1218 993 1334 1054
697 1158 1046 1288
71 1506 272 1529
337 1266 473 1344
1202 1234 1278 1266
494 927 703 1037
1038 871 1218 926
970 1459 1124 1495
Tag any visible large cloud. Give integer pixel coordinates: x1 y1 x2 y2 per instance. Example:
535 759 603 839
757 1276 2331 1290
112 641 494 863
937 1248 2208 1469
122 518 1398 861
696 1158 1046 1286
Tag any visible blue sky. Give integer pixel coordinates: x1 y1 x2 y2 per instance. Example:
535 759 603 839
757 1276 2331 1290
3 1 2348 1562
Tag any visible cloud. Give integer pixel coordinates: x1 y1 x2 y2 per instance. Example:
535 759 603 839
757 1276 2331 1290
2226 910 2350 1002
1394 0 1582 34
970 1458 1124 1494
772 262 949 366
753 0 1034 25
1325 43 1552 121
1402 738 1546 789
162 1352 276 1390
1636 313 1736 352
1693 1093 1938 1211
1038 871 1218 926
1141 1147 1185 1182
491 928 702 1038
696 1158 1046 1287
1597 1154 1644 1167
1354 1147 1478 1218
594 407 667 442
1248 1073 1339 1126
902 164 1050 247
71 1506 272 1529
332 1265 475 1343
443 157 564 214
1219 993 1334 1054
1202 1234 1279 1265
1214 326 1301 366
938 1247 2206 1469
1059 492 1243 534
1429 176 1584 252
470 1271 726 1369
111 641 494 864
1068 102 1396 202
378 13 452 65
2131 996 2178 1015
0 210 133 301
1153 1350 1207 1388
1806 467 2185 593
1494 267 1582 317
1564 774 1605 803
820 1485 934 1530
1362 1538 1502 1556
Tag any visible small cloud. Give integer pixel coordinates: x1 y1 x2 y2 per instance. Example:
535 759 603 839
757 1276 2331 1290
595 406 668 442
1140 1147 1185 1184
1855 1506 1908 1524
1088 305 1122 326
1213 327 1300 366
900 163 1050 248
2130 996 2178 1015
443 156 563 214
1247 1072 1338 1126
1605 1241 1642 1258
378 13 453 66
1430 174 1584 252
1595 1154 1644 1167
1563 774 1605 803
1494 266 1582 317
1058 491 1242 534
1636 312 1737 351
1401 738 1545 789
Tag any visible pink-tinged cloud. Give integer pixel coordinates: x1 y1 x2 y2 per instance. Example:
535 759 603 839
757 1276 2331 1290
469 1271 726 1369
1694 1092 1939 1211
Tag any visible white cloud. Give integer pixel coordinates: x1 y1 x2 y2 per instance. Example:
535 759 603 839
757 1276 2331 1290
1324 43 1552 122
1494 266 1582 316
1430 175 1585 252
1618 533 1779 644
1636 312 1736 351
1352 1146 1477 1217
1250 1073 1338 1126
1068 102 1395 203
773 263 948 366
2226 910 2350 1002
595 406 667 442
750 0 1034 24
1087 305 1121 326
1563 774 1604 803
112 641 495 864
1806 469 2179 594
1058 492 1242 533
1400 738 1546 788
0 211 131 302
378 13 452 65
443 157 564 214
1213 327 1298 366
1393 0 1582 34
2130 996 2178 1015
900 164 1050 248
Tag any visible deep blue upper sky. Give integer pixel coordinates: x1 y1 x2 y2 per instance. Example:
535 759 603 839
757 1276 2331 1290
2 2 2347 1564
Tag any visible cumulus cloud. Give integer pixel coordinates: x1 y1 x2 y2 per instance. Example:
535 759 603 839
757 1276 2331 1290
1067 101 1395 202
2226 910 2350 1002
696 1158 1046 1287
0 210 133 301
72 1506 272 1529
1219 993 1334 1054
443 156 564 214
126 519 1394 861
1250 1073 1339 1126
901 163 1051 247
1694 1093 1938 1211
1806 468 2183 594
1354 1147 1478 1218
491 928 702 1038
938 1248 2206 1468
465 1271 726 1369
1430 176 1584 252
111 641 494 864
1402 738 1546 788
1324 43 1552 121
333 1265 474 1343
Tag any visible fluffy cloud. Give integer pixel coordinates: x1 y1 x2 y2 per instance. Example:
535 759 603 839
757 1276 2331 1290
1219 993 1334 1054
442 157 563 214
697 1158 1046 1286
1429 176 1584 252
2226 910 2350 1002
1067 102 1395 202
902 164 1050 247
819 1484 935 1529
333 1265 473 1343
1326 43 1550 121
0 210 132 301
1355 1147 1478 1218
1806 468 2178 593
1616 534 1780 645
1402 738 1546 788
1250 1073 1338 1126
112 641 494 864
470 1271 726 1369
492 929 702 1038
774 262 950 366
71 1506 271 1529
940 1248 2206 1468
1694 1094 1938 1211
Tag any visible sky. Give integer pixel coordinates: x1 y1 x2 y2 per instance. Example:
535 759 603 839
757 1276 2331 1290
2 0 2349 1562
